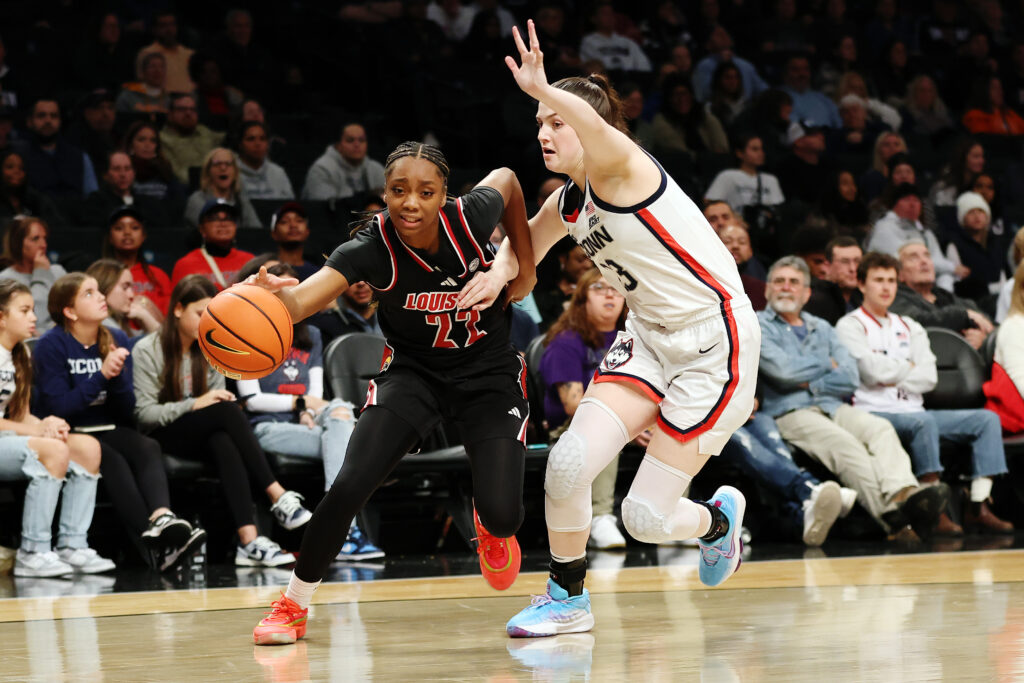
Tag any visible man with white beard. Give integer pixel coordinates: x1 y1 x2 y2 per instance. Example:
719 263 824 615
756 256 946 541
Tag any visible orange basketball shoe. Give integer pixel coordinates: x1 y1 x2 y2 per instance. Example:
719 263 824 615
254 594 308 646
474 509 521 591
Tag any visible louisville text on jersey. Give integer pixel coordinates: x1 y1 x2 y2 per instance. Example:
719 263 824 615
403 291 462 313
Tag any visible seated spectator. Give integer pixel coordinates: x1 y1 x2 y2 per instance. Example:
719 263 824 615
66 88 118 172
302 122 386 201
619 82 653 147
269 202 317 280
540 268 630 550
427 0 477 42
925 138 985 237
758 255 946 541
719 382 855 546
160 94 227 186
135 11 195 94
104 206 173 314
0 150 64 228
73 12 135 92
309 280 382 345
732 89 795 165
0 217 66 333
0 280 112 577
817 35 860 99
132 275 312 567
82 151 174 230
962 75 1024 136
837 251 1011 534
115 52 170 118
775 123 831 205
995 230 1024 323
124 121 186 204
892 239 993 350
985 261 1024 431
236 121 294 200
792 225 832 281
900 75 956 144
579 1 652 73
805 236 863 325
969 171 1012 239
641 0 693 66
210 9 277 103
835 71 902 131
240 262 380 560
703 199 739 233
189 52 243 129
828 94 888 157
172 199 255 289
818 169 870 241
950 191 1010 302
183 148 261 230
866 183 960 292
873 39 912 104
759 0 815 61
780 54 841 129
693 25 768 104
706 61 748 129
859 131 907 204
705 132 785 256
531 1 583 80
36 273 207 569
718 223 767 311
86 259 162 343
649 74 729 158
12 98 99 199
534 239 594 329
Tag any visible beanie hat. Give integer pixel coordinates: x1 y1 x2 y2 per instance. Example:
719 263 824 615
956 191 991 225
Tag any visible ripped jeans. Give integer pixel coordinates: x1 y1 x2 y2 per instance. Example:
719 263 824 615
252 399 356 491
720 412 818 504
0 435 98 552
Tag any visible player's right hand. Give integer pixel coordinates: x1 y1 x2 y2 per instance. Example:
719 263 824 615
506 20 550 100
457 270 506 311
240 266 299 293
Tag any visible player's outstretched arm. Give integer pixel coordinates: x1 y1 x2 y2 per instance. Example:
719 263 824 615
242 266 349 323
476 167 535 303
506 20 636 180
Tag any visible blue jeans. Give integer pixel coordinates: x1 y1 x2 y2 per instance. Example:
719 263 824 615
0 435 98 552
253 399 355 491
721 412 818 504
873 409 1009 479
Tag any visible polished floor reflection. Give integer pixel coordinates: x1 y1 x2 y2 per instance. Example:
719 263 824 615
2 550 1023 681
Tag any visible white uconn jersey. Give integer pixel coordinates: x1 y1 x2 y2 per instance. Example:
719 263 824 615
558 159 748 326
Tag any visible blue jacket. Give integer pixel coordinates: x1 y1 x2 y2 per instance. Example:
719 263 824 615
34 326 135 427
757 307 859 417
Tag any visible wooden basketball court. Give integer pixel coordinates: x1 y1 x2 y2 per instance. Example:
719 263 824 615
2 549 1023 681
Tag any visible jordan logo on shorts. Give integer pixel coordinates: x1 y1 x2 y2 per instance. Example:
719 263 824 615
602 338 634 370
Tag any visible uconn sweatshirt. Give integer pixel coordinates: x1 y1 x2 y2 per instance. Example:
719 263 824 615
34 326 135 427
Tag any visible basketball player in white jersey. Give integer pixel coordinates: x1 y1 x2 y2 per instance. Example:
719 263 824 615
458 20 761 637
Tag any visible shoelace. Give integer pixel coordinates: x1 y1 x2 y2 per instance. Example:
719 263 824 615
264 594 297 619
471 535 507 564
277 492 304 513
529 593 555 607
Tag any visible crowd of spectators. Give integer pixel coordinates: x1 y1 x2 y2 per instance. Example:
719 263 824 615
4 1 1024 569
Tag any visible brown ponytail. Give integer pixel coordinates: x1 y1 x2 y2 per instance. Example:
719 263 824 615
552 74 630 135
0 280 33 420
158 275 217 403
48 272 115 357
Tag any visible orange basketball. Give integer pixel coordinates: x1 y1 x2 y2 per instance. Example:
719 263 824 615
198 285 294 380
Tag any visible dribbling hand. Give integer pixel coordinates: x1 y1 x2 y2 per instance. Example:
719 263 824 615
240 266 299 294
506 20 550 100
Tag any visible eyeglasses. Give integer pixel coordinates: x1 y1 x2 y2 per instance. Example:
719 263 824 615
589 282 624 296
210 160 234 168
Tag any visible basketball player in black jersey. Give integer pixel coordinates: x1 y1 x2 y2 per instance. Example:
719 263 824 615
250 142 536 645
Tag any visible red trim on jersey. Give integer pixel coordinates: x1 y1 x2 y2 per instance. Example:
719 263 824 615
563 208 580 223
636 208 731 301
894 314 911 335
858 307 883 327
437 209 469 277
456 197 493 266
363 379 378 411
375 215 399 291
517 355 528 399
394 230 434 273
593 371 664 404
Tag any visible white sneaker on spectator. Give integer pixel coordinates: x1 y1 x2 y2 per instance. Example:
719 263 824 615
802 481 842 546
838 487 858 518
56 547 116 574
271 491 313 530
588 515 626 550
14 549 73 578
141 512 192 549
236 536 296 567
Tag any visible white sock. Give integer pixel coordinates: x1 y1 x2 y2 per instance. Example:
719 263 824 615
551 551 586 564
970 477 993 503
285 572 320 609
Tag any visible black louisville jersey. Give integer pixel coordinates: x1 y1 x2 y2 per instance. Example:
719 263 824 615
326 186 512 370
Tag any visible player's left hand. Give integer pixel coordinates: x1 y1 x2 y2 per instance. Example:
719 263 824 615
457 270 506 311
239 266 299 293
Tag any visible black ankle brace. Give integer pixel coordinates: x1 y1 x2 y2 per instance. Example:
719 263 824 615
549 557 587 596
699 501 730 542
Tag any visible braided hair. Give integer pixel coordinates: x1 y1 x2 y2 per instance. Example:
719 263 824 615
349 141 451 235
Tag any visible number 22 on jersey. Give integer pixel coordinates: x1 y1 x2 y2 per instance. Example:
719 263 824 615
425 310 486 349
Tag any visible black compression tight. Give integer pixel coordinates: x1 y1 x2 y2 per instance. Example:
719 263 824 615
294 406 526 583
96 427 171 535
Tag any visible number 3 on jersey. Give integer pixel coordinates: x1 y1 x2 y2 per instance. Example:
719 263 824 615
426 310 486 349
601 259 638 291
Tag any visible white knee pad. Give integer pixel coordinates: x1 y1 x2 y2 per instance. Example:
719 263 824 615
544 398 630 533
620 495 670 543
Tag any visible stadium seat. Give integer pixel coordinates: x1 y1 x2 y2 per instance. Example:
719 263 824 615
923 327 986 409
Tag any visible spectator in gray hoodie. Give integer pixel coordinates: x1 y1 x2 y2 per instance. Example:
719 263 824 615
301 122 385 201
236 121 293 200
